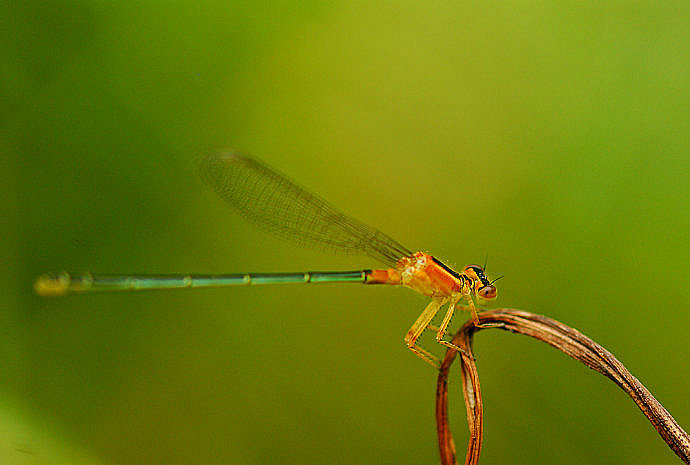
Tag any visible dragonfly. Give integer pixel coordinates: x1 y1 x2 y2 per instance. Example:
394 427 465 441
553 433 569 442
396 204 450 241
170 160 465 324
35 151 501 367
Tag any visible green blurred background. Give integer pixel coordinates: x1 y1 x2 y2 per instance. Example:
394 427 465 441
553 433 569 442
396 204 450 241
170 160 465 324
3 1 689 464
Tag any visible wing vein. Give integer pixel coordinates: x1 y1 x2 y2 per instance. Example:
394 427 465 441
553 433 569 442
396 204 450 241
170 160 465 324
199 151 412 266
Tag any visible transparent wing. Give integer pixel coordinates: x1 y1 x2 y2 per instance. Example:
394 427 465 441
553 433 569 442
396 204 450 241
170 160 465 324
199 151 412 267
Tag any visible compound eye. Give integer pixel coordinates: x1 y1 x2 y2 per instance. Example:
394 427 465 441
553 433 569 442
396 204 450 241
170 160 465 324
478 285 497 300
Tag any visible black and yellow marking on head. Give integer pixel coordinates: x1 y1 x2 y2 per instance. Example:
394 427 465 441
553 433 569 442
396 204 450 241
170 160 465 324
463 264 497 300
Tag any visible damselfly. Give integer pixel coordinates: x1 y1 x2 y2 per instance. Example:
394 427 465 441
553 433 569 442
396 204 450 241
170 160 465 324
35 152 501 367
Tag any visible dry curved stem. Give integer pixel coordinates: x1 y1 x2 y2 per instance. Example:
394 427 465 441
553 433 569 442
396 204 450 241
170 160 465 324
435 308 690 465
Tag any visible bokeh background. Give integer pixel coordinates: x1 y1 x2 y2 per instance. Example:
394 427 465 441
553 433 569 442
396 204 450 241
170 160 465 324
3 1 689 464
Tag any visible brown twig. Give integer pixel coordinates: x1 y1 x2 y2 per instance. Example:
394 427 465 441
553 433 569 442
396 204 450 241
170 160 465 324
435 308 690 465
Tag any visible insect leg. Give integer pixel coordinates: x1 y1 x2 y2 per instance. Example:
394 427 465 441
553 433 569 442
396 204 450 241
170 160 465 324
434 296 473 358
404 298 446 368
465 294 504 328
